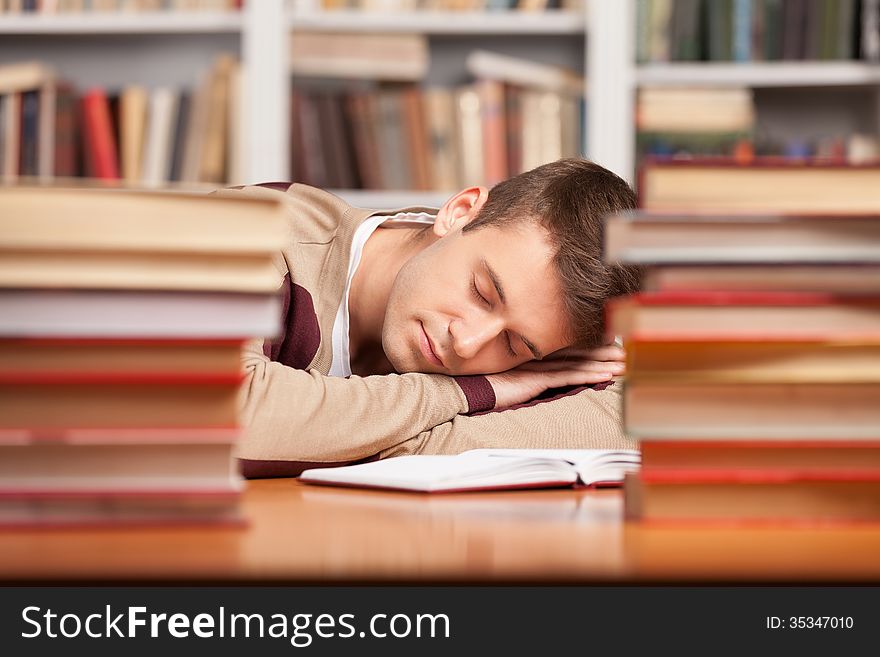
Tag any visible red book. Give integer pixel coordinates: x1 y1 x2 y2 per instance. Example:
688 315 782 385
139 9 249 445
80 88 120 180
0 337 244 376
0 372 242 429
625 469 880 524
641 440 880 474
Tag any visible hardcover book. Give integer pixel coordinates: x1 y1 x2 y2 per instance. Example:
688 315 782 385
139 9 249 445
639 161 880 213
607 292 880 340
604 211 880 264
641 440 880 473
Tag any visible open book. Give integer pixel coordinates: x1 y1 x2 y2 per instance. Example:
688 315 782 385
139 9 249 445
299 449 641 493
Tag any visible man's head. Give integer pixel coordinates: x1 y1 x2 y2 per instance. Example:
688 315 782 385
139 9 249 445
381 158 642 375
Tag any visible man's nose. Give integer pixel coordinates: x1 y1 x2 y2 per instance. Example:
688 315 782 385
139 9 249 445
449 315 505 360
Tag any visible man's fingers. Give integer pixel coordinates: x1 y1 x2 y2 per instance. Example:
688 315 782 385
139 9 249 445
546 369 615 387
545 345 626 362
515 359 625 375
583 345 626 362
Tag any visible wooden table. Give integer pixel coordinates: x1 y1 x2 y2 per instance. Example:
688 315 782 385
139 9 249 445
3 478 880 583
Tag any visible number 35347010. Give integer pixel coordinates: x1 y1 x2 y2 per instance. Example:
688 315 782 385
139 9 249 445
766 616 854 629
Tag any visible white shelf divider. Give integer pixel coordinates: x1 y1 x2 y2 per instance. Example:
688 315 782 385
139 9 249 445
0 11 242 34
288 9 585 35
242 0 289 184
587 0 635 183
637 62 880 88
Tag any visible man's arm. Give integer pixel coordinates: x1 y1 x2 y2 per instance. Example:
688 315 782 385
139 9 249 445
375 381 636 458
237 339 625 475
237 338 629 475
236 338 494 474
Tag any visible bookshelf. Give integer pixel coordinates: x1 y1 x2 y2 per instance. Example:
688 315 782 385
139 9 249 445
0 1 593 202
598 0 880 183
8 1 874 201
287 5 591 207
0 1 285 186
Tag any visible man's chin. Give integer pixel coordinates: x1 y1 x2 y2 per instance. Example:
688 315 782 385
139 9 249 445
385 350 444 375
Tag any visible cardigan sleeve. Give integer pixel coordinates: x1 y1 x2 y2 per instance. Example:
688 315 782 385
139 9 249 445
373 380 637 458
236 338 495 477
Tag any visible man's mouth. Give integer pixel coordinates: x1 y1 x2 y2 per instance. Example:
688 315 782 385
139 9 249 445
418 321 445 368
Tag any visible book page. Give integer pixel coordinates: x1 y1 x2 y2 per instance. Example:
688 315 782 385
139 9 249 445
463 449 641 487
300 454 579 493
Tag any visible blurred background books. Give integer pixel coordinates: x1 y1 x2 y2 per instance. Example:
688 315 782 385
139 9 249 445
1 1 879 203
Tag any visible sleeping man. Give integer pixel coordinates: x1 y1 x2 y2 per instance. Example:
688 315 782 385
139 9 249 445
215 158 642 477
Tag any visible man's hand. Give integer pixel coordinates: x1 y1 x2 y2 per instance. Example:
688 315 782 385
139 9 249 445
484 343 626 410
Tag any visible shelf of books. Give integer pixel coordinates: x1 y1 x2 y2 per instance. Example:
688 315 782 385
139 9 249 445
0 1 288 187
289 48 586 203
624 0 880 178
0 56 245 188
288 9 585 35
287 2 588 204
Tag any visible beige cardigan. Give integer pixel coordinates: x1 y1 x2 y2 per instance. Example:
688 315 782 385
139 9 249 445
214 183 636 477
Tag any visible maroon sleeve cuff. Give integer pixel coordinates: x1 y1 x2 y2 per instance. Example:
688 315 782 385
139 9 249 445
453 375 496 414
239 454 379 479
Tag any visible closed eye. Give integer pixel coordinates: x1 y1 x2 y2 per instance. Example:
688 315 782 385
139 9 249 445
505 332 517 358
471 276 490 307
472 276 517 357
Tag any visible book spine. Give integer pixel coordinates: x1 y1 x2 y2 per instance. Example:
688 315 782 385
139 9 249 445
479 79 508 188
763 0 784 60
401 87 432 192
168 90 191 182
37 81 55 180
733 0 753 61
18 90 39 177
80 88 120 180
863 0 880 61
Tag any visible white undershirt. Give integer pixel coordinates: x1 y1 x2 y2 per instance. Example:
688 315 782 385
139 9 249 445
329 211 436 377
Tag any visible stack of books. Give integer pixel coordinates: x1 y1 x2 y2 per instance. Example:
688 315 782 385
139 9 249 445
0 186 285 526
605 192 880 523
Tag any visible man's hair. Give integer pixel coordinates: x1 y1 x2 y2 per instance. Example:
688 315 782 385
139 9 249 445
463 157 642 349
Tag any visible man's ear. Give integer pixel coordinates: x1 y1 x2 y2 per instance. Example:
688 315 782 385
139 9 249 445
433 186 489 237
